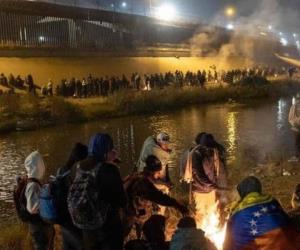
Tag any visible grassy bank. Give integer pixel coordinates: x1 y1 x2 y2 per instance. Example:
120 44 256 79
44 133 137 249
1 79 300 134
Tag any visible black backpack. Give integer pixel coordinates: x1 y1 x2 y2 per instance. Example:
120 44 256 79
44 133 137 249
13 176 41 223
50 170 72 225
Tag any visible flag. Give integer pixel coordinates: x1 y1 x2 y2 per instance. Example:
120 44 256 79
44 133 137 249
224 192 300 250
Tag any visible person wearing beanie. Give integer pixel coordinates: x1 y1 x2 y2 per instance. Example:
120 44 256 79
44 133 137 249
74 133 127 250
224 176 300 250
23 151 54 250
170 217 209 250
124 155 188 239
136 133 173 215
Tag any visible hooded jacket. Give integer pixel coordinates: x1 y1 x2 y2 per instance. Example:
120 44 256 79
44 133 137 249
170 228 208 250
24 151 45 214
137 136 170 181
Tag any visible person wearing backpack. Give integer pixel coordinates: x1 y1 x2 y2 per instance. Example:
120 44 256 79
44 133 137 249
180 133 227 229
68 133 127 250
14 151 54 250
55 143 88 250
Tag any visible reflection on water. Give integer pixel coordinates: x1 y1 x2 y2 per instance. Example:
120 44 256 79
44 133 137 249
227 112 238 163
0 98 297 222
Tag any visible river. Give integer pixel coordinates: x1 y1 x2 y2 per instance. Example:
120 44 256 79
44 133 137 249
0 97 297 223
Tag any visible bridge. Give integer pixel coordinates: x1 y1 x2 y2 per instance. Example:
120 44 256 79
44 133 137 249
0 0 200 56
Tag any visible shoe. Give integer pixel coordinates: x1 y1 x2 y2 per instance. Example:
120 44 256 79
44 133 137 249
288 156 299 162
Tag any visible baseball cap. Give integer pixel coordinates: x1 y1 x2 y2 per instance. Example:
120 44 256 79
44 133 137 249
156 132 170 145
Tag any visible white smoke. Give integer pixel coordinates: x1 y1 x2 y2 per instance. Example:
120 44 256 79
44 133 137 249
190 0 300 68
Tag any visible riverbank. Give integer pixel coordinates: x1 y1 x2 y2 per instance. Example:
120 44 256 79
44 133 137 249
1 158 299 250
1 79 300 134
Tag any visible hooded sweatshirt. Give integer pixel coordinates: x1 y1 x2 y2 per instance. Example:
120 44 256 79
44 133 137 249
24 151 45 214
137 136 170 181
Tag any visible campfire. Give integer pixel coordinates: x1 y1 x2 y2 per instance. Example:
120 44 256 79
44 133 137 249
197 202 227 250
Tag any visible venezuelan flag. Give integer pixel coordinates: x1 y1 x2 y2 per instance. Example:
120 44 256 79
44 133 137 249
224 192 300 250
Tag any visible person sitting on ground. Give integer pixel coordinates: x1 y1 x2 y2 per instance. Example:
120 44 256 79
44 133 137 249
23 151 54 250
56 143 88 250
137 133 174 215
224 176 300 250
124 155 188 239
125 239 150 250
142 215 169 250
170 217 208 250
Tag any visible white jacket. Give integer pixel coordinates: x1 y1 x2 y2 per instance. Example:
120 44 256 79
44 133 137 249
289 102 300 132
137 136 170 181
24 151 45 214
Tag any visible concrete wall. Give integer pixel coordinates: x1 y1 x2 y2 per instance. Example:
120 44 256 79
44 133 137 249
0 56 264 85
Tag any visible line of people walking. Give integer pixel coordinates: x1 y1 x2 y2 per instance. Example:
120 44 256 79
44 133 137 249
13 131 300 250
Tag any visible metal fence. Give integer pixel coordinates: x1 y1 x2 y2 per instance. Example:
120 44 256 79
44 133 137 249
0 11 133 49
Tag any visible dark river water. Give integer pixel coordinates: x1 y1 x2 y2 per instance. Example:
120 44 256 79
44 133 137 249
0 97 297 223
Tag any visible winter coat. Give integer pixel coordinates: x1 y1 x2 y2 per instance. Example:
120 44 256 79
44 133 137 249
24 151 45 214
125 173 181 225
137 136 170 181
170 228 208 250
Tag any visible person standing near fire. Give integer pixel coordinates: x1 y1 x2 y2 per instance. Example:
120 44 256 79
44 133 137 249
288 94 300 162
180 132 228 229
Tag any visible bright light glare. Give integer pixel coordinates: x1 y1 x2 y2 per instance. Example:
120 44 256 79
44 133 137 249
39 36 45 42
225 6 236 17
280 37 288 46
293 33 297 38
226 23 235 30
155 3 177 21
279 32 283 36
121 2 127 8
268 25 272 30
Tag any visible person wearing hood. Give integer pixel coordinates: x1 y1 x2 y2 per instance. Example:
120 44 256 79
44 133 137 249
288 94 300 162
180 132 227 230
77 133 127 250
170 217 209 250
224 176 300 250
136 133 173 214
24 151 54 250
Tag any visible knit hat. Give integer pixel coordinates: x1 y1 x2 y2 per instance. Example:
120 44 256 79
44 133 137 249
156 132 170 145
237 176 262 199
144 155 162 172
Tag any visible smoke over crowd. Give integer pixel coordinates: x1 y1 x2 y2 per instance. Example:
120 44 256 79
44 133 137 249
190 0 300 68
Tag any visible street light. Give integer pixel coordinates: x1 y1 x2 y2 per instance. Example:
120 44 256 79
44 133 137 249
121 2 127 8
225 6 236 18
155 3 177 21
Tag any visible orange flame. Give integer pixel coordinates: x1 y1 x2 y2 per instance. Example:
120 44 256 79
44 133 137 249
196 203 227 250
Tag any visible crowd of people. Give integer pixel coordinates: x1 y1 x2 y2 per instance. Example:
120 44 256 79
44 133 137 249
0 66 296 97
14 128 300 250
